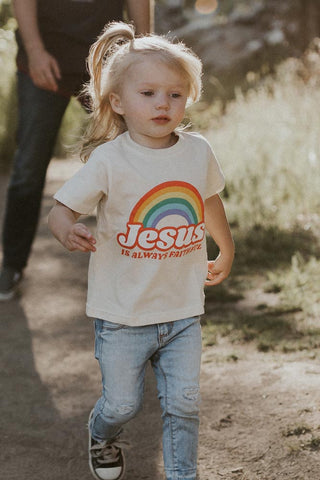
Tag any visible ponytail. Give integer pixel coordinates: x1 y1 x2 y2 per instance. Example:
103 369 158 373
80 22 135 162
86 22 135 111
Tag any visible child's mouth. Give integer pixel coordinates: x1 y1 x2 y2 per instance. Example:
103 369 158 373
152 116 170 124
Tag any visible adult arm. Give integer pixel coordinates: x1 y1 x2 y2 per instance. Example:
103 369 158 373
12 0 61 91
48 202 96 253
126 0 154 34
204 194 235 286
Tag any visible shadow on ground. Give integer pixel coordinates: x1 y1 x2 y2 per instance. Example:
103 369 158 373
0 166 164 480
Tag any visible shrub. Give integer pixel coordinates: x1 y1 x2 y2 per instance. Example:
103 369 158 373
198 42 320 231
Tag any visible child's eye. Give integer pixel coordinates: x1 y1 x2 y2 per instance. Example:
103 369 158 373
171 93 182 98
141 91 154 96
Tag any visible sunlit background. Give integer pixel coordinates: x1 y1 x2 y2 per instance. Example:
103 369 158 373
1 0 320 346
1 2 320 478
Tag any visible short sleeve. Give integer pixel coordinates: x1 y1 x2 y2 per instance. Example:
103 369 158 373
205 143 225 199
54 148 108 214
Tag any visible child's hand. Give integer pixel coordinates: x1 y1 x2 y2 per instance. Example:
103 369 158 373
205 253 233 286
64 223 97 253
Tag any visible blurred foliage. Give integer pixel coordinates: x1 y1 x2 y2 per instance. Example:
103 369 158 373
0 13 17 171
199 41 320 352
194 40 320 231
159 0 258 14
0 0 12 27
0 0 317 169
53 98 88 159
217 0 253 16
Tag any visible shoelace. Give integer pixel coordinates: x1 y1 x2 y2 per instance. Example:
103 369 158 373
90 439 130 465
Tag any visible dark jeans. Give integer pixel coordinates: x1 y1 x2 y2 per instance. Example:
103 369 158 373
2 72 70 270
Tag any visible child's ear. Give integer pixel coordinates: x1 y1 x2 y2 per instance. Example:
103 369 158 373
109 92 125 115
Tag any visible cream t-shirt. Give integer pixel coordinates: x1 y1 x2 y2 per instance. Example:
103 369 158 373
54 131 225 326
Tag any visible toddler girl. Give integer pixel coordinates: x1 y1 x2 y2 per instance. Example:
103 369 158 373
49 21 234 480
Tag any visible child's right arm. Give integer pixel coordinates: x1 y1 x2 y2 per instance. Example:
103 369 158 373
48 201 96 253
204 194 234 286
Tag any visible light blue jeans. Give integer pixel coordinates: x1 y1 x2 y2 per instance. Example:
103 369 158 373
90 316 202 480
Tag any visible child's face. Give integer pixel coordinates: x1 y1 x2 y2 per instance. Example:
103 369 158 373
109 57 189 149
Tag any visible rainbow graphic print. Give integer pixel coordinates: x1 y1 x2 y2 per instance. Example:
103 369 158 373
117 181 205 255
130 181 204 228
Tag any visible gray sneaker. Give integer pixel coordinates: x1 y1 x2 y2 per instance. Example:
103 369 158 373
88 409 127 480
0 266 22 301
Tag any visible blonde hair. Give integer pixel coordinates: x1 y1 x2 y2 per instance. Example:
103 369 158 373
80 21 203 162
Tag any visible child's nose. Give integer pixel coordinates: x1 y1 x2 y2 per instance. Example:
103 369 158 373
155 94 170 110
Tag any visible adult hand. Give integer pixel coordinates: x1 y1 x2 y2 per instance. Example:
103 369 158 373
28 47 61 92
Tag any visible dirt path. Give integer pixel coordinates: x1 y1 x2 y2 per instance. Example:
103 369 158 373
1 158 319 480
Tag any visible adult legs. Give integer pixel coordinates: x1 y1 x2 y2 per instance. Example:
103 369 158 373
1 72 70 271
151 317 202 480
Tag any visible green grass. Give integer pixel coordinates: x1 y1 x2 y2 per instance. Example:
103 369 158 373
190 49 320 230
200 48 320 353
283 425 312 437
266 254 320 326
304 437 320 451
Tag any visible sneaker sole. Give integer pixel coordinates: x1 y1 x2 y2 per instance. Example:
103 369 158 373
88 409 126 480
0 290 15 301
0 273 22 301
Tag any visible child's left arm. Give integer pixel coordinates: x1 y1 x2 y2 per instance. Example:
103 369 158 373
204 194 235 286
